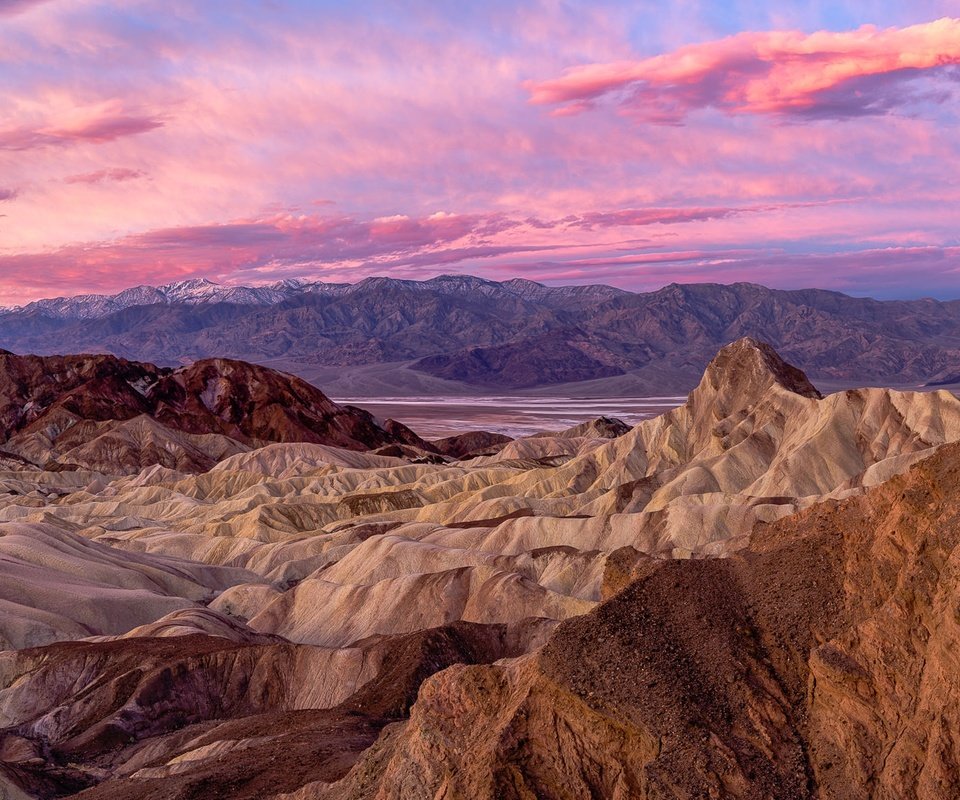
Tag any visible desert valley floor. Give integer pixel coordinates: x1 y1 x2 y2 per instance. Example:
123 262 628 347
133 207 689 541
1 338 960 799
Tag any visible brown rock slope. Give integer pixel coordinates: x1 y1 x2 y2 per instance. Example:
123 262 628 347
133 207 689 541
0 351 423 473
429 430 513 459
317 441 960 800
0 619 549 799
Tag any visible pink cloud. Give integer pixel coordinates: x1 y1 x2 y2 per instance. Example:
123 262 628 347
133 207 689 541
0 210 529 301
2 199 957 305
0 204 713 302
518 200 848 233
0 106 163 151
64 167 146 185
526 18 960 121
560 202 840 229
48 113 163 143
0 187 17 201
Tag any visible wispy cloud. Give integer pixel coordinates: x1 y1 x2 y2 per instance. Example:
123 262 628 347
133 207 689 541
3 202 958 303
0 0 51 16
555 201 842 229
0 211 526 296
64 167 146 185
0 101 163 151
0 202 841 298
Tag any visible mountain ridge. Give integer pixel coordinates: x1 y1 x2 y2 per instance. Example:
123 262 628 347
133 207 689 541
1 277 959 393
0 275 622 319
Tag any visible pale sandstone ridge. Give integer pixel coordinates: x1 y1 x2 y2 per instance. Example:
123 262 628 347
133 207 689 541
0 339 957 651
0 523 257 650
0 339 959 798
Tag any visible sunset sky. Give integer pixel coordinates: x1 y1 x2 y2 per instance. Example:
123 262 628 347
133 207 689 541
1 0 959 304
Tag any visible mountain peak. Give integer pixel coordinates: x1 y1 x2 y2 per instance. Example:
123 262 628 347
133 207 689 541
694 337 822 409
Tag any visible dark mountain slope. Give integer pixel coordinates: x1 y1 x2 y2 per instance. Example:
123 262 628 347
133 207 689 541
1 278 959 390
419 282 960 388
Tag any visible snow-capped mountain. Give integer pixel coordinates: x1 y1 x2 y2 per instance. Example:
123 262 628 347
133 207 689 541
0 275 620 321
0 278 352 320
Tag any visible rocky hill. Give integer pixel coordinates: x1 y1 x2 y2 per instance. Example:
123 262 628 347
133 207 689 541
324 441 960 799
2 340 960 798
1 278 959 392
0 350 423 473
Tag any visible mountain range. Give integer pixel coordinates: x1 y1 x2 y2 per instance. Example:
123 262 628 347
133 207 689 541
2 339 960 798
2 277 959 393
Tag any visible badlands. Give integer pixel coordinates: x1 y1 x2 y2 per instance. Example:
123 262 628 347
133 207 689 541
2 338 960 798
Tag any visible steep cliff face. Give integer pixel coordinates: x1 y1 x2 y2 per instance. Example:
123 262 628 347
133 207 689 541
318 443 960 800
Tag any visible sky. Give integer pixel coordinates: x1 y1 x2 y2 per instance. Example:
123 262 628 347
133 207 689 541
1 0 959 304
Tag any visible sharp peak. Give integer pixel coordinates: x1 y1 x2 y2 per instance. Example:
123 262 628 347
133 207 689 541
697 337 823 403
426 274 495 282
161 277 219 288
502 277 545 286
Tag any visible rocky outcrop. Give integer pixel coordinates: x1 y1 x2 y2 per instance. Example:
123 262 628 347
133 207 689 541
0 352 425 473
0 621 550 799
429 430 513 459
554 415 632 439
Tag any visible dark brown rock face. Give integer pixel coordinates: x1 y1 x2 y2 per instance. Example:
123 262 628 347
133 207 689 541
147 358 398 448
0 621 548 800
413 332 627 389
0 352 424 471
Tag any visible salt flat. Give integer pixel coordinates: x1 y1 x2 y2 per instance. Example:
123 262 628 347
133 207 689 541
331 395 686 438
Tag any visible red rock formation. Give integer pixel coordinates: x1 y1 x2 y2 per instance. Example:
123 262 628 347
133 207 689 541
0 351 427 472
